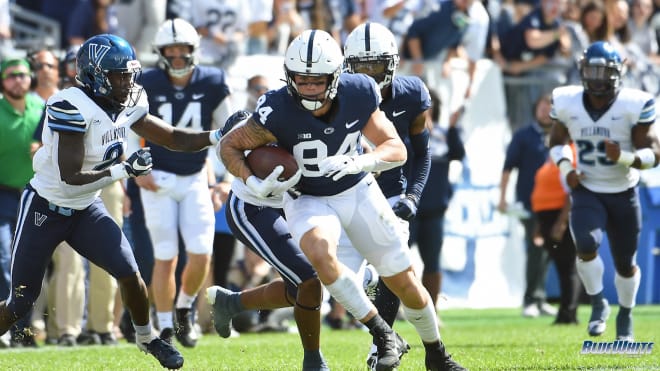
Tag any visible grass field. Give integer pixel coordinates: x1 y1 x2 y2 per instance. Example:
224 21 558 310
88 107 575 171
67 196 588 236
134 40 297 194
3 305 659 370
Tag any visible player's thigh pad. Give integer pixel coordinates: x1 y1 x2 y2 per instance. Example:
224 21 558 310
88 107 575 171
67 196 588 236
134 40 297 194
337 177 411 277
178 171 215 255
569 186 607 254
283 194 342 249
141 185 180 260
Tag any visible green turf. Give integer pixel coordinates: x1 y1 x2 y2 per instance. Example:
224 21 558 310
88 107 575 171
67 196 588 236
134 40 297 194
2 305 659 370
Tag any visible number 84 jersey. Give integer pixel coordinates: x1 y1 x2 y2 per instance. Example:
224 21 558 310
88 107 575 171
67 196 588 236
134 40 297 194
551 85 656 193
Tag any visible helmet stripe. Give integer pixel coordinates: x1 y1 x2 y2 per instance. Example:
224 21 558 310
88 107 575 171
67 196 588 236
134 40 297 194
171 19 177 41
306 30 316 69
364 22 371 52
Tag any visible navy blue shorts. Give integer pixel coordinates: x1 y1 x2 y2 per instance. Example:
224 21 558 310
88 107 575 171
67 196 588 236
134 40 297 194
225 191 317 297
570 185 640 271
7 185 138 314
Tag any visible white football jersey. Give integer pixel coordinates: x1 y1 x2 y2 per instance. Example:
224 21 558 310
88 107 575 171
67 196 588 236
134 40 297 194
551 86 656 193
31 87 149 209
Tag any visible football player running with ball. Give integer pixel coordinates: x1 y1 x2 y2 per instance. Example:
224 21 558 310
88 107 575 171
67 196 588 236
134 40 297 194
219 29 464 371
549 41 659 341
0 34 224 370
207 110 330 371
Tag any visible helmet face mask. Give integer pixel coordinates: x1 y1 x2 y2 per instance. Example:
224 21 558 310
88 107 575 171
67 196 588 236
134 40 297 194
579 41 624 98
76 34 143 109
284 30 343 111
344 22 399 90
153 18 200 78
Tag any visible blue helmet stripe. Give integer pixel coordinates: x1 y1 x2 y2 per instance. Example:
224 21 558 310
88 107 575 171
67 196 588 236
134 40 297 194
306 30 316 69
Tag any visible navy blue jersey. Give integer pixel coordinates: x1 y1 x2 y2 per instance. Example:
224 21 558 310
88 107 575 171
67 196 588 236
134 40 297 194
378 76 431 198
254 73 379 196
500 7 561 61
405 1 468 60
139 66 230 175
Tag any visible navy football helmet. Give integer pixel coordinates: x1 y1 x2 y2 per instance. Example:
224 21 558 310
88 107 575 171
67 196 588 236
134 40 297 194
579 41 624 97
76 34 142 108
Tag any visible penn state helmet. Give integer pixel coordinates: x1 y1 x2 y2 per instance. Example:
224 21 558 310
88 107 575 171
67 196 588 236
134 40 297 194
284 29 344 111
153 18 200 78
76 34 142 108
344 22 400 90
579 41 624 97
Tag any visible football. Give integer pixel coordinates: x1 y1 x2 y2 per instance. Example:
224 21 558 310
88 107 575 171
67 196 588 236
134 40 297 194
246 145 299 180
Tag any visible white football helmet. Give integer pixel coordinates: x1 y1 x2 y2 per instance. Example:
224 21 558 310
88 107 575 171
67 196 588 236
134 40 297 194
153 18 200 78
284 29 344 111
344 22 399 90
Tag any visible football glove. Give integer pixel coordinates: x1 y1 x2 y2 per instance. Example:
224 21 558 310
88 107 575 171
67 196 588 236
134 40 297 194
392 194 418 221
319 154 369 181
124 147 153 177
246 165 302 198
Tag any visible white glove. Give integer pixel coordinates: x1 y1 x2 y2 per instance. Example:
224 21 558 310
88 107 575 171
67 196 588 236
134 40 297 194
246 165 302 198
319 154 374 181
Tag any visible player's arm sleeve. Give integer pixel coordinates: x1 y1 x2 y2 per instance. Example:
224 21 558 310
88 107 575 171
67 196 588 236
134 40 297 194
406 128 431 202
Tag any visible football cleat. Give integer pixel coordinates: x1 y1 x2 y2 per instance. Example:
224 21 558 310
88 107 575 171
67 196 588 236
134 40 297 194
424 341 466 371
174 308 198 348
160 327 174 344
587 299 610 336
138 336 184 370
371 330 410 371
207 285 238 338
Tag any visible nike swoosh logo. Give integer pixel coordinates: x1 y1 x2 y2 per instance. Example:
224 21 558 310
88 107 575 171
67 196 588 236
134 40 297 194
125 111 135 117
345 119 359 129
392 110 406 117
192 93 205 100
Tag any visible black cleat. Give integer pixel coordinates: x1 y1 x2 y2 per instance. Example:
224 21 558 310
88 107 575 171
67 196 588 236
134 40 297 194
138 336 184 370
371 330 410 371
424 341 466 371
160 328 174 344
206 286 238 338
174 308 198 348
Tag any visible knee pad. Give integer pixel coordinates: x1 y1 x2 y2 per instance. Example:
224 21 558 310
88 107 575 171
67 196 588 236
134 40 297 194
296 278 323 309
573 228 602 255
613 256 636 276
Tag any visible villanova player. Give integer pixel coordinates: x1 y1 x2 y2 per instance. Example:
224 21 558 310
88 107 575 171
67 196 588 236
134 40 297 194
207 111 329 371
0 34 223 369
137 18 233 348
341 22 459 370
549 41 658 341
219 29 464 371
